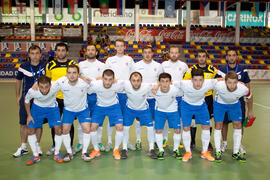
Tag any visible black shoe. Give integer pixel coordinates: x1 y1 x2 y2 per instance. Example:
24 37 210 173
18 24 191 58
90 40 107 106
154 142 159 150
149 149 158 159
208 142 213 151
173 149 182 160
232 152 246 163
121 149 128 159
190 142 196 150
215 151 222 163
157 151 165 160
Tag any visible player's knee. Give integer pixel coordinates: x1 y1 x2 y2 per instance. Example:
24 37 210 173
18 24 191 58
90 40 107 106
183 126 190 132
202 125 210 130
215 122 223 130
27 128 35 135
174 129 181 134
233 121 242 129
54 127 62 135
156 130 163 134
115 124 123 131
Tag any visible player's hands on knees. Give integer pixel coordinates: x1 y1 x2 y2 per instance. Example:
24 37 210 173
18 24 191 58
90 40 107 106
247 110 254 119
81 76 92 84
27 115 34 126
151 83 159 95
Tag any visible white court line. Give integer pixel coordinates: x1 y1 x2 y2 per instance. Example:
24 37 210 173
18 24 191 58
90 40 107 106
254 102 270 110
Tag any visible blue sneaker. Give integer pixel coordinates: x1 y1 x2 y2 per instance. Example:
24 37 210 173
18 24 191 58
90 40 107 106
54 154 64 163
26 155 40 165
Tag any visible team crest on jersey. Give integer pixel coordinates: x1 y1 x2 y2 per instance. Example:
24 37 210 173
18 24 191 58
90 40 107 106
238 75 241 79
154 68 157 72
206 74 210 78
179 68 182 71
126 62 129 66
98 68 100 71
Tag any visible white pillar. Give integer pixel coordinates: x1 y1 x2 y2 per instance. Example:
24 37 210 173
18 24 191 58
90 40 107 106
235 2 241 44
222 12 226 27
135 4 140 41
30 0 35 41
178 9 182 25
83 0 88 42
186 0 191 42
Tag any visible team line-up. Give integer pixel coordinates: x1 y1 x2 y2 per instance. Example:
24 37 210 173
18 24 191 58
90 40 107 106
13 39 254 165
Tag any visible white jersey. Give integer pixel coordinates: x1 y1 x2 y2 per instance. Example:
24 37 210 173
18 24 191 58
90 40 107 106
88 80 123 107
123 81 152 110
55 76 89 112
24 84 58 108
214 81 249 104
132 60 163 83
79 59 105 79
162 60 188 97
152 85 179 112
105 55 134 80
180 79 217 106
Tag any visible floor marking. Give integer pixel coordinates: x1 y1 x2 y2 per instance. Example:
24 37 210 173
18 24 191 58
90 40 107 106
254 102 270 110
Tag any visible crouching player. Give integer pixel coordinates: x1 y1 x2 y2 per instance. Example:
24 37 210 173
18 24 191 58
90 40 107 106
152 73 182 160
25 76 63 165
121 72 156 159
180 68 218 162
213 71 252 163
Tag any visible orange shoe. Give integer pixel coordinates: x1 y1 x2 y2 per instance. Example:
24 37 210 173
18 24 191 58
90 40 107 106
201 151 215 162
89 149 101 160
182 152 192 162
113 149 121 160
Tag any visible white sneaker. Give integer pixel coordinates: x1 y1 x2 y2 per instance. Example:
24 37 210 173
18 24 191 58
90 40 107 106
37 145 43 156
105 143 112 152
13 147 28 158
46 146 55 156
81 153 91 162
221 143 227 153
239 145 246 155
127 142 136 151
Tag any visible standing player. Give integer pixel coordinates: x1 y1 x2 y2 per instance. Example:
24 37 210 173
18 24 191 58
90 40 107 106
54 65 92 162
88 69 124 160
121 72 156 159
104 39 135 151
181 68 217 162
216 49 254 154
24 76 63 165
132 46 163 150
152 73 182 160
45 42 76 156
183 50 216 150
162 46 188 147
76 44 106 153
213 71 252 162
14 45 46 158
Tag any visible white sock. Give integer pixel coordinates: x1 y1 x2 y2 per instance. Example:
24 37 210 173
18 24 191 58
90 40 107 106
62 134 72 154
135 120 142 142
28 134 38 156
233 129 242 154
77 123 83 145
182 131 191 152
223 141 227 146
82 133 91 154
91 131 99 151
107 123 113 144
173 133 181 151
97 127 103 143
114 131 123 150
123 126 130 150
147 127 154 150
54 135 62 155
163 121 169 140
155 133 164 152
201 130 210 153
214 129 221 152
21 143 27 149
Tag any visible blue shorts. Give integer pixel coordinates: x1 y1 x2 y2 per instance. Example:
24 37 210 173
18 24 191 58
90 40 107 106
91 104 123 127
118 93 127 114
28 103 62 129
176 96 182 117
155 110 181 130
123 106 153 127
62 108 91 124
87 93 97 118
181 101 210 127
214 101 242 122
147 98 155 120
224 98 246 123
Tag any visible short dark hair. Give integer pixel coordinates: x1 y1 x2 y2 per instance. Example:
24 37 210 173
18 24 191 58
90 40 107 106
226 49 238 56
225 71 238 81
38 76 51 85
67 64 79 74
55 42 69 51
28 45 41 53
158 72 172 81
191 68 204 78
143 45 153 52
196 49 208 57
129 72 142 81
86 43 98 51
115 38 125 45
102 69 114 78
169 45 180 53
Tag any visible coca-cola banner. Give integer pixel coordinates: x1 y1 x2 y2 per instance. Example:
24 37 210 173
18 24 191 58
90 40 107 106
121 28 237 42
